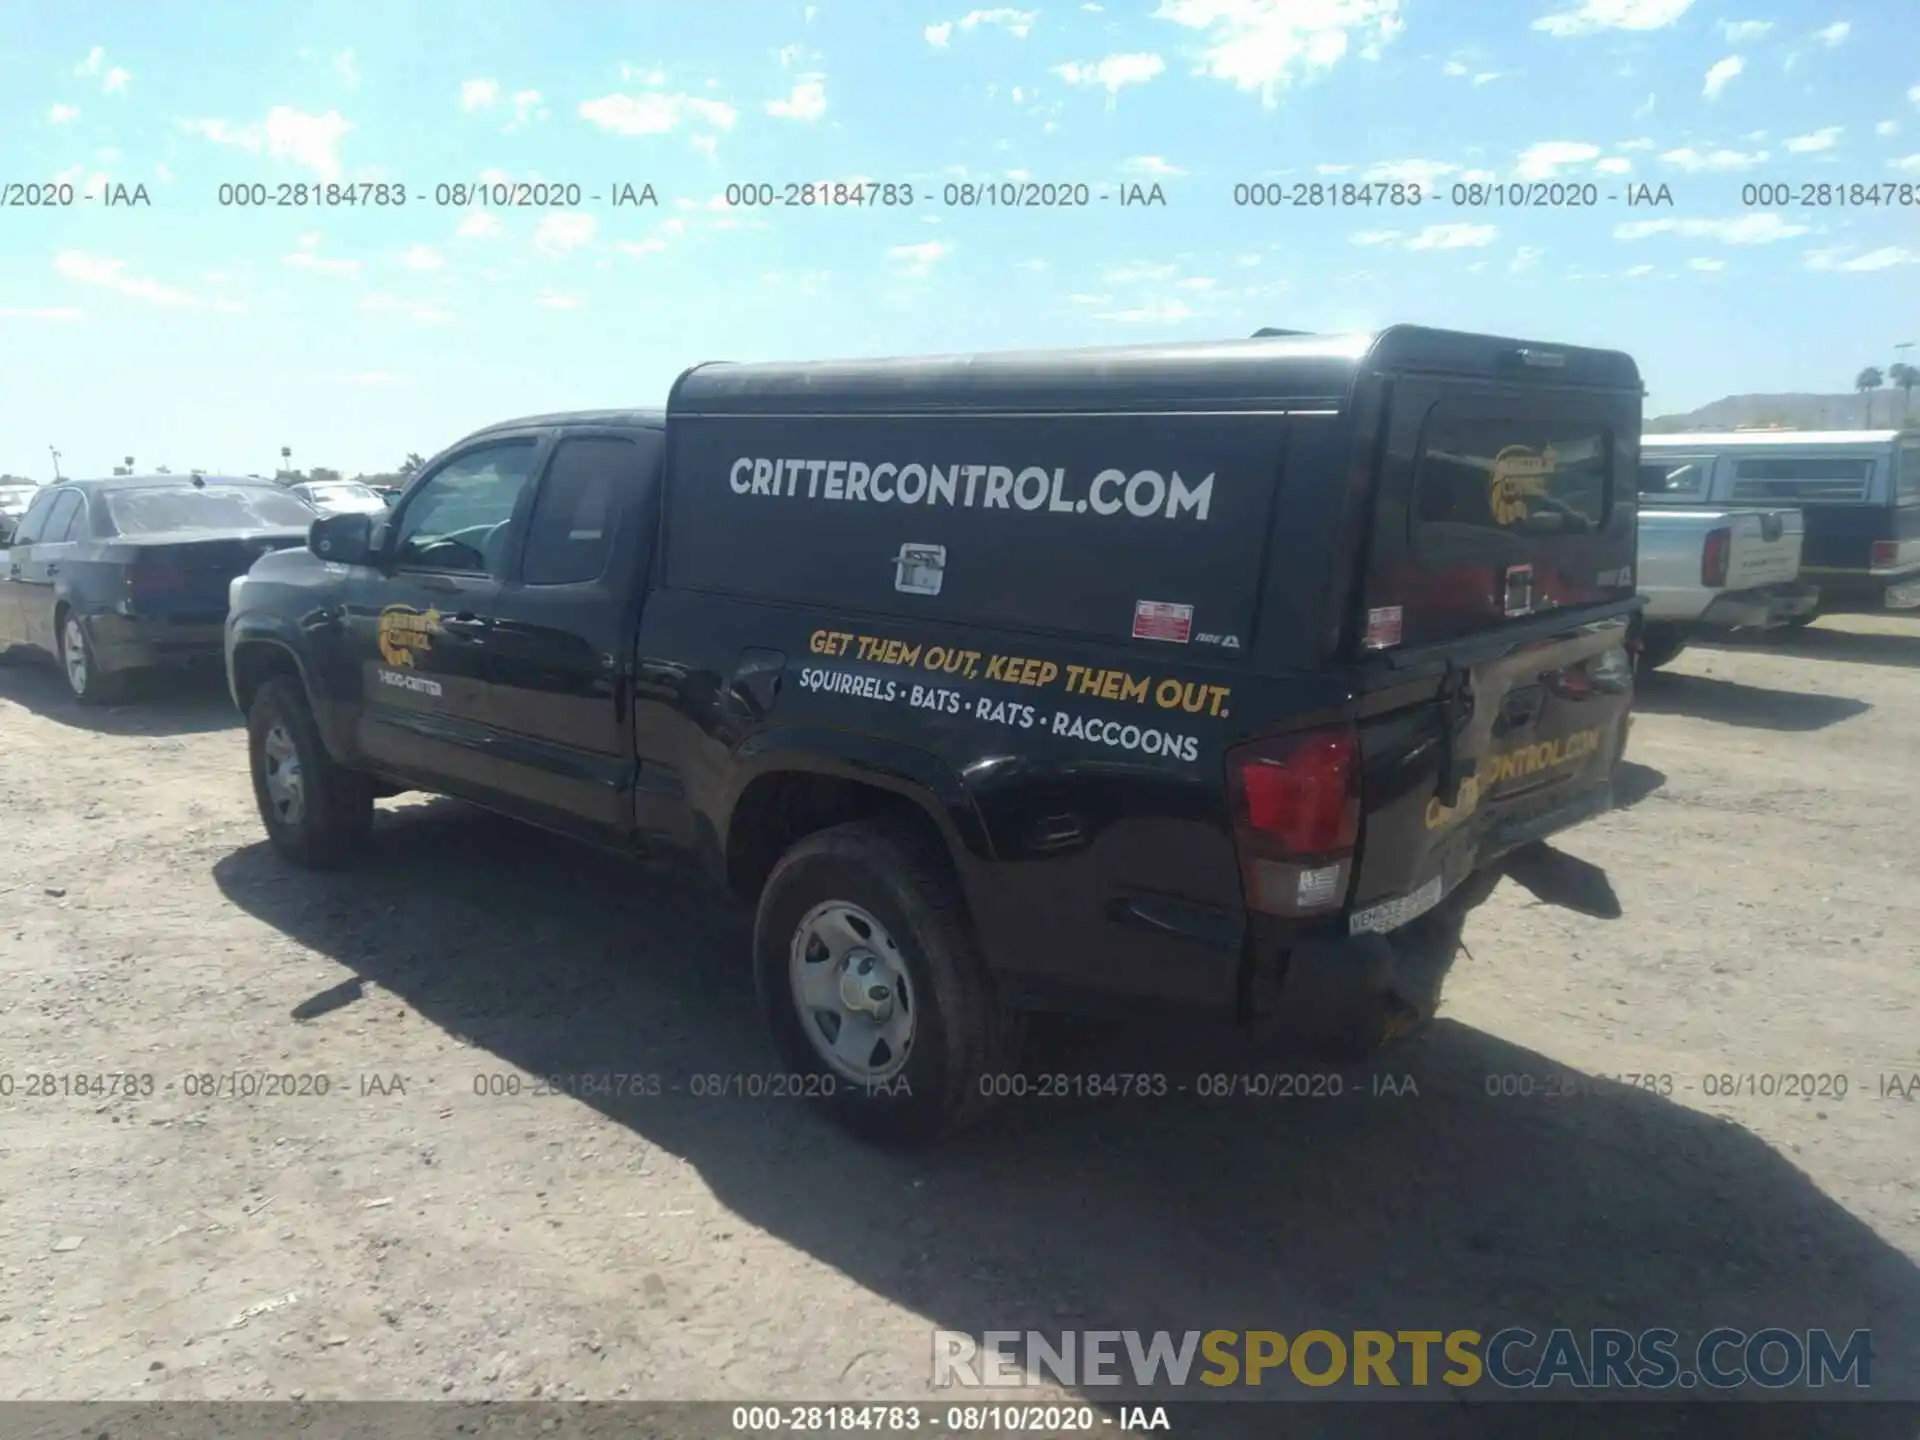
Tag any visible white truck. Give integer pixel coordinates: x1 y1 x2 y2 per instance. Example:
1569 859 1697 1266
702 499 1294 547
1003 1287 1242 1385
1634 452 1817 673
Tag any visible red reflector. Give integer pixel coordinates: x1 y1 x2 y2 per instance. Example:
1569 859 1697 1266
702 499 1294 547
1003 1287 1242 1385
1232 727 1360 856
1872 539 1898 567
130 558 185 596
1701 527 1730 589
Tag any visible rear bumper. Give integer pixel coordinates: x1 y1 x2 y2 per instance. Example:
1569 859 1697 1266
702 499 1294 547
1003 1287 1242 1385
1800 565 1920 612
1695 580 1821 629
85 612 227 673
1250 777 1616 1053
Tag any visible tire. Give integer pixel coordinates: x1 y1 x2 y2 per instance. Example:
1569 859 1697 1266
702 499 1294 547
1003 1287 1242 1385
1634 623 1686 676
1780 612 1818 630
57 610 129 705
752 820 1025 1147
247 674 374 869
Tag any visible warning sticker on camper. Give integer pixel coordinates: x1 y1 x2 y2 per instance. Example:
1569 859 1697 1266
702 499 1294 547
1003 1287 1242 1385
1132 600 1193 644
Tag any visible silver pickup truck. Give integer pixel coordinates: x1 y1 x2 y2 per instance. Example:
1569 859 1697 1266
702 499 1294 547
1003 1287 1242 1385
1634 454 1818 672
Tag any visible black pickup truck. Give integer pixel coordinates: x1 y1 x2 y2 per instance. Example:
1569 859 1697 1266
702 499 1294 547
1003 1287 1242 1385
226 326 1641 1144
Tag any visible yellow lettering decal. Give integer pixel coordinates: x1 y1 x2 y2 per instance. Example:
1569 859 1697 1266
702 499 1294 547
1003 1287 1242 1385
1244 1332 1286 1385
1289 1331 1347 1387
377 605 442 669
897 642 922 668
1398 1331 1443 1386
1118 672 1149 704
1353 1331 1398 1387
1033 660 1059 688
986 655 1011 682
1443 1330 1484 1387
1199 1331 1239 1387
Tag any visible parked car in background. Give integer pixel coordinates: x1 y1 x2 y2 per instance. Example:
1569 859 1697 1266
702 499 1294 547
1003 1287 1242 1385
1633 451 1815 672
0 482 39 530
289 479 389 518
1639 429 1920 623
0 473 316 703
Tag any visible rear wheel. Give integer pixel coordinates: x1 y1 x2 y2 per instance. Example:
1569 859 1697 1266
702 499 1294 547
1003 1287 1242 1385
753 821 1024 1146
1634 622 1686 676
247 675 374 869
58 612 128 705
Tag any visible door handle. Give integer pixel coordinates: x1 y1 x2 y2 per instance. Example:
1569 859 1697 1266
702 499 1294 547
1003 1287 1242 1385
439 613 488 637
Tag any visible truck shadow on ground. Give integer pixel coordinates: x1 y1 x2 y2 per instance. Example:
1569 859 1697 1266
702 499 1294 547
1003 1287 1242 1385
0 656 238 736
210 803 1920 1440
1695 623 1920 672
1631 672 1869 732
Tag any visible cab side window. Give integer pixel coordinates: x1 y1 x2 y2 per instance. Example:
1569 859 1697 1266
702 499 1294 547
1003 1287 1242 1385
391 441 539 574
518 437 645 586
36 491 83 545
48 491 92 542
10 488 63 547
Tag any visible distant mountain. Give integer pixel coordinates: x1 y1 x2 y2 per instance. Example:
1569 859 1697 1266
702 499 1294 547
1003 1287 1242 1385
1647 390 1920 432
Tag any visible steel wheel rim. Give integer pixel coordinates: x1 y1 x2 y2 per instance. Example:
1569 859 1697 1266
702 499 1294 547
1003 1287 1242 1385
261 721 306 826
62 617 88 694
788 900 917 1085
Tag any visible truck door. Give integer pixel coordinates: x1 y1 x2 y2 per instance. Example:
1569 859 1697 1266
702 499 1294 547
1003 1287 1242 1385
346 436 546 795
482 429 665 833
1345 377 1640 929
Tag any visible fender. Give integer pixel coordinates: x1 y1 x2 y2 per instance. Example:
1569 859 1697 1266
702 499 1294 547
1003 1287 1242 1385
723 724 997 869
226 619 348 758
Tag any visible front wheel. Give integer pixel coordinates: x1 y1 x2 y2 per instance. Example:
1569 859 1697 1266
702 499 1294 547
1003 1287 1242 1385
1635 623 1686 676
247 675 374 869
753 821 1024 1146
58 612 128 705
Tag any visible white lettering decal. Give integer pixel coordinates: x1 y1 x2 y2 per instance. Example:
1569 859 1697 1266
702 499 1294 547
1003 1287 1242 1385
1051 709 1199 763
722 457 1220 523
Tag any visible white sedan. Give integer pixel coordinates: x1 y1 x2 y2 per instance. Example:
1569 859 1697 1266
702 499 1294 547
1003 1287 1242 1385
289 480 390 517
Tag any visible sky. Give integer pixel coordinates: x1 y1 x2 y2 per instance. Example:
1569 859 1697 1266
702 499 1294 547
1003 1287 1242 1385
2 0 1916 480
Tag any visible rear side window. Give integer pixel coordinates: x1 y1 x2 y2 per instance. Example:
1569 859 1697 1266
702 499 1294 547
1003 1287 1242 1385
9 488 61 545
1637 455 1712 501
1897 442 1920 504
662 412 1282 649
520 435 651 585
37 490 83 543
1415 422 1610 537
1729 456 1873 503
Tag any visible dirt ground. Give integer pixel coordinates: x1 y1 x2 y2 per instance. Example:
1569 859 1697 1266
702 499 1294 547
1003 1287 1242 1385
1 618 1916 1436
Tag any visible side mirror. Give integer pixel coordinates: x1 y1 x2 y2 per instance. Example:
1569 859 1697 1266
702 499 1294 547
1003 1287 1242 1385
0 516 16 547
310 510 374 566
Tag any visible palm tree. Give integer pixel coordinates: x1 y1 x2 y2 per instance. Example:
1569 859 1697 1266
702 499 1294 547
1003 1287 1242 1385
1889 362 1920 428
1855 366 1885 427
399 452 426 478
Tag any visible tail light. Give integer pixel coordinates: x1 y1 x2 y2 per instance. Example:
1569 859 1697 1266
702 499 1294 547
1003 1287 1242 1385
1701 527 1731 588
1226 723 1361 917
127 555 185 603
1871 539 1899 569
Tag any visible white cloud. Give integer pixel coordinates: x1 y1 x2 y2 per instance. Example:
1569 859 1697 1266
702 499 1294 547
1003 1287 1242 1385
103 67 130 94
75 47 132 94
1612 212 1809 243
1052 53 1165 96
358 293 452 323
1122 155 1186 176
1910 85 1920 108
1596 156 1633 174
959 8 1038 37
0 306 84 321
888 240 949 277
1625 262 1654 275
1102 261 1181 283
1350 230 1401 246
1094 296 1194 323
1152 0 1404 107
54 251 195 307
461 78 500 110
508 90 547 128
1813 21 1849 45
1784 126 1843 153
578 91 738 134
398 244 444 270
74 46 104 74
1443 59 1467 75
1807 246 1916 271
1405 222 1497 249
1687 257 1726 271
1472 71 1500 85
925 21 954 45
1364 157 1458 186
534 213 598 256
1618 137 1657 150
284 247 360 277
179 107 354 180
1891 153 1920 172
1515 141 1600 180
1512 247 1545 272
767 75 827 120
1878 120 1899 137
538 291 583 309
691 133 720 158
1534 0 1692 37
456 212 503 238
1703 55 1743 99
336 50 359 86
1718 19 1771 40
48 103 79 124
1659 145 1768 171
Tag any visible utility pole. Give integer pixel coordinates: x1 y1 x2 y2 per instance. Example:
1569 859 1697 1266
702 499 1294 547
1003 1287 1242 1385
48 446 62 480
1897 341 1915 428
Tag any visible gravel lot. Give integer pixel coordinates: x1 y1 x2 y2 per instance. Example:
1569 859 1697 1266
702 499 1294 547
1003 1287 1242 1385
1 619 1916 1436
